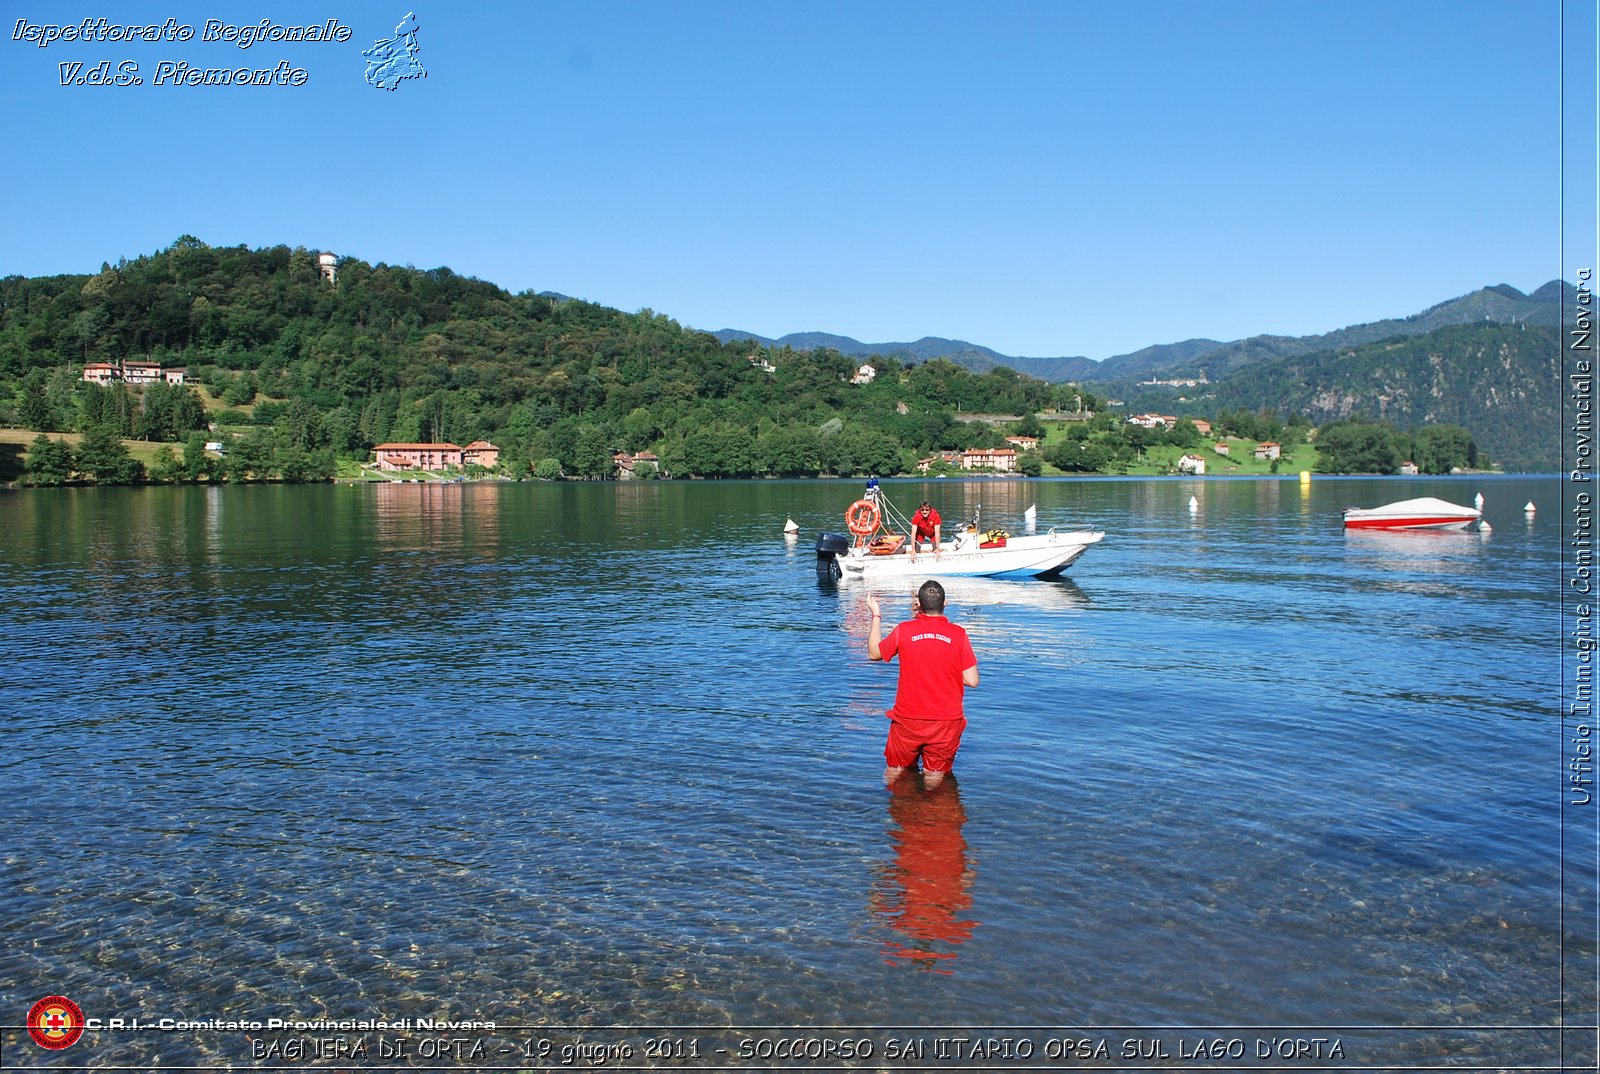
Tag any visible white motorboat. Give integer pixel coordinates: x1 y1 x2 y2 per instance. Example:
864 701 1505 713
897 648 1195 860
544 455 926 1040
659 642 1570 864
1342 496 1482 530
814 493 1104 580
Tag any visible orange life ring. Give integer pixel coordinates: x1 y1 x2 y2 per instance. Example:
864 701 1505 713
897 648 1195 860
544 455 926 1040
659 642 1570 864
845 499 880 536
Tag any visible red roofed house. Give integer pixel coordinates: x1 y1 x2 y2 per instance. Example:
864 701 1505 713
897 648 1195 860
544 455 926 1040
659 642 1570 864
961 448 1019 472
916 451 965 473
1254 442 1281 461
462 440 500 468
122 360 163 385
373 443 464 471
81 360 187 385
614 450 661 479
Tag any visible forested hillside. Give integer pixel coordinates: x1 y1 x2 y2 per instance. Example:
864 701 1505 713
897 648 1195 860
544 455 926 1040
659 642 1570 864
1153 323 1560 473
0 237 1536 481
0 237 1085 480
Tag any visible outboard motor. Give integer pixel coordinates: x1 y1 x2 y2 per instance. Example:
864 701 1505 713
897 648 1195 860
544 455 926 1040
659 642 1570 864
815 531 849 579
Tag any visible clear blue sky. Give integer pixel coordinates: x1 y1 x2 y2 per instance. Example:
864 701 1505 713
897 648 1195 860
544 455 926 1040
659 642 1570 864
2 1 1593 360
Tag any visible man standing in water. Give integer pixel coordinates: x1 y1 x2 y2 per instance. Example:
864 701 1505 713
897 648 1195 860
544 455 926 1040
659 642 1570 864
865 580 979 787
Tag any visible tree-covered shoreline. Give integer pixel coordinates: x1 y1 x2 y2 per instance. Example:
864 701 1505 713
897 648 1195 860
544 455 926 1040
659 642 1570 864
2 237 1489 486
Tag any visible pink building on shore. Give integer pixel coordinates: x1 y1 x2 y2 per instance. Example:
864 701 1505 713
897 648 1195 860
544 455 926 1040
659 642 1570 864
373 442 464 470
372 441 502 471
961 448 1019 472
462 440 500 468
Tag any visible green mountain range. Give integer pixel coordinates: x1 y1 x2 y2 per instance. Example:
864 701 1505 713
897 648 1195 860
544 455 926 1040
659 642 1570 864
716 282 1571 471
717 281 1570 386
1103 281 1569 383
0 236 1567 475
1153 322 1560 473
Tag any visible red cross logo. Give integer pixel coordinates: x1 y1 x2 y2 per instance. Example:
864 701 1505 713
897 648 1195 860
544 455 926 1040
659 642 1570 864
28 995 85 1050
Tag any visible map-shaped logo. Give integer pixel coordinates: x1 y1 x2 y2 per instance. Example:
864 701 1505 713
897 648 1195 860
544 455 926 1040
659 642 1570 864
364 12 426 91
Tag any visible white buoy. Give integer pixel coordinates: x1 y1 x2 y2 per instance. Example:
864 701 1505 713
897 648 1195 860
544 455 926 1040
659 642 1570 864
1024 504 1037 532
1524 501 1536 515
1474 492 1484 509
783 517 799 534
1188 496 1198 512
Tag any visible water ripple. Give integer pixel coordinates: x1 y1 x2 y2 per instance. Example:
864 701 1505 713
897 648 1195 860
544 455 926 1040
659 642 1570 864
0 477 1576 1068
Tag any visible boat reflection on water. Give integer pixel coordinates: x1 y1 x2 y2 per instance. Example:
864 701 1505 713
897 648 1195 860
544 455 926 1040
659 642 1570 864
820 571 1091 619
929 576 1091 614
1343 525 1491 575
869 777 977 974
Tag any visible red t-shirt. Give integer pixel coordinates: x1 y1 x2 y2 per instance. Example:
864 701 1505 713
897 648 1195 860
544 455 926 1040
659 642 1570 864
879 614 976 721
912 508 942 540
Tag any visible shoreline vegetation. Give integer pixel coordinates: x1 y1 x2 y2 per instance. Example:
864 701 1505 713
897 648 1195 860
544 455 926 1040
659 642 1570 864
2 239 1497 489
3 421 1501 490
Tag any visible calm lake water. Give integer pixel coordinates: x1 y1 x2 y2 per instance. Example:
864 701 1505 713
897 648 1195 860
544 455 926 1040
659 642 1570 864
0 475 1591 1070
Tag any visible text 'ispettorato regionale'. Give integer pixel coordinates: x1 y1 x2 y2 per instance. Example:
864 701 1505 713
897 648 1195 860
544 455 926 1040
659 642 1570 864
12 18 353 88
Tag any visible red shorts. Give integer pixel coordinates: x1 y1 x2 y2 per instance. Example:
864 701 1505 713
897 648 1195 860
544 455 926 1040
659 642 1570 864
884 715 967 773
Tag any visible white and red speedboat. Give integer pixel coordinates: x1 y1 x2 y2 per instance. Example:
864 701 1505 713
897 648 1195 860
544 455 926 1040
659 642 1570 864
1342 496 1482 531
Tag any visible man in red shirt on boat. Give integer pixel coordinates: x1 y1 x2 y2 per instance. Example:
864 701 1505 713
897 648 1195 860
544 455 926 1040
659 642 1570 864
908 501 942 562
865 580 979 788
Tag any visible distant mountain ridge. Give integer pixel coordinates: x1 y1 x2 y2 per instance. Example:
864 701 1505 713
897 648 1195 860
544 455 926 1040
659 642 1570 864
707 328 1100 381
1168 279 1570 383
1184 321 1561 473
711 281 1570 386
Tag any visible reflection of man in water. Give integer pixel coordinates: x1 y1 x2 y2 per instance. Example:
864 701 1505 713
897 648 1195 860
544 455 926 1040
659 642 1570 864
872 777 976 971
